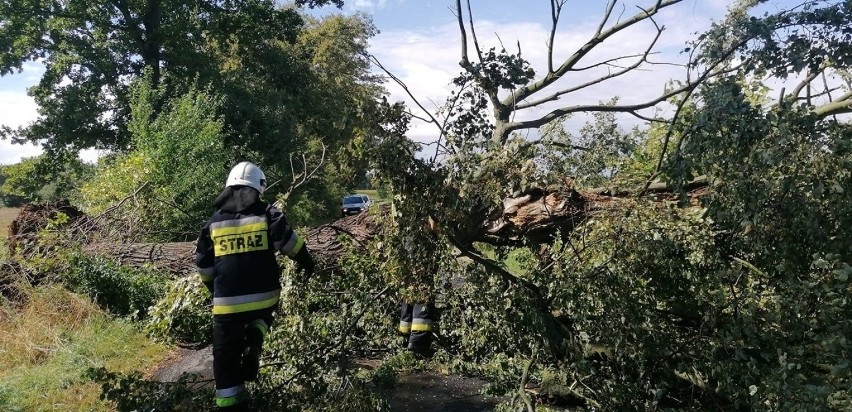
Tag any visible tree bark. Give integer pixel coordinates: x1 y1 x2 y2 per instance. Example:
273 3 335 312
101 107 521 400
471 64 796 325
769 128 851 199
74 179 708 275
80 204 389 276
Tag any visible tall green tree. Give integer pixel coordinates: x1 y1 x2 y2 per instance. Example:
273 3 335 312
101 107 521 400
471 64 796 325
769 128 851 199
80 79 232 241
205 11 384 225
0 0 343 155
358 0 852 409
0 155 93 204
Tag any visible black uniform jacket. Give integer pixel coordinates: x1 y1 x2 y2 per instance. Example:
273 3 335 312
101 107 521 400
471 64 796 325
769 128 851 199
195 186 307 315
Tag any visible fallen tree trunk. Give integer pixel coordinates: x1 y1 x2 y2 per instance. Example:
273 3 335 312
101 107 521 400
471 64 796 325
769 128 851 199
82 242 197 275
21 178 708 275
81 206 389 276
481 176 708 245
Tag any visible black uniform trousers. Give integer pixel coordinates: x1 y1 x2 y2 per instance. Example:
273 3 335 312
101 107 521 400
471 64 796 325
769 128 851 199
212 307 274 411
398 302 434 352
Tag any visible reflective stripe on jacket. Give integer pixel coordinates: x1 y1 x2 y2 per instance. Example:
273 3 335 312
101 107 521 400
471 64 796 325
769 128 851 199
195 201 305 315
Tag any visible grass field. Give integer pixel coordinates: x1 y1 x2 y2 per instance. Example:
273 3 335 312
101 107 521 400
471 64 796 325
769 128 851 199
0 286 170 411
354 189 390 204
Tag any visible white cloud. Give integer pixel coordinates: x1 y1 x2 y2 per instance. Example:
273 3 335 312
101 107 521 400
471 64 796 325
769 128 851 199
0 141 41 165
369 5 714 145
350 0 388 11
0 90 41 165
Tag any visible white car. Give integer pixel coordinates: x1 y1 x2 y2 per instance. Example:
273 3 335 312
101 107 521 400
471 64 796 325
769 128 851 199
341 195 371 217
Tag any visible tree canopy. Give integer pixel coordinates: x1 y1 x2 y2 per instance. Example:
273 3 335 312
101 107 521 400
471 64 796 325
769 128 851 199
0 0 355 155
359 0 852 409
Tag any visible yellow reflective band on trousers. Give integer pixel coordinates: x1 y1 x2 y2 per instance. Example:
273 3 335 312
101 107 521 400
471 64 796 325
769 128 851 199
212 290 281 315
211 216 269 257
411 319 432 332
215 385 248 407
399 321 411 334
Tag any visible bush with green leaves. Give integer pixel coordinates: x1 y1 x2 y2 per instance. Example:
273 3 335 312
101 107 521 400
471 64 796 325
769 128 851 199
146 276 212 345
63 254 167 320
80 79 231 241
0 155 94 206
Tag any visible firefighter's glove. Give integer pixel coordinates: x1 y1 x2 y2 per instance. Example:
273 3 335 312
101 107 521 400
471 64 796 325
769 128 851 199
294 247 315 281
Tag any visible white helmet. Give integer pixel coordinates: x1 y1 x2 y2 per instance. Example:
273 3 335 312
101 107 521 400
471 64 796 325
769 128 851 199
225 161 267 194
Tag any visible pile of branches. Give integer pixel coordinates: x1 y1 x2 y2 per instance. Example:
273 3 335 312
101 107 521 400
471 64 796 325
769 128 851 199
6 200 89 259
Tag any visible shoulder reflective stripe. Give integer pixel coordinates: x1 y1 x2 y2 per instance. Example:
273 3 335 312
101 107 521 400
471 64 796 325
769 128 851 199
213 296 280 314
210 216 266 230
285 236 305 257
213 289 281 306
215 384 247 398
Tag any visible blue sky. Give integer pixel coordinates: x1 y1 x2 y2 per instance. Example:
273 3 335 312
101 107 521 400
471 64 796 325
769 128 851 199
0 0 806 164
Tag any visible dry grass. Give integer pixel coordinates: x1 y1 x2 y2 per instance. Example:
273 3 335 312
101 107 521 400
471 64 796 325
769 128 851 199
0 286 97 365
0 285 170 411
0 208 17 262
0 207 18 231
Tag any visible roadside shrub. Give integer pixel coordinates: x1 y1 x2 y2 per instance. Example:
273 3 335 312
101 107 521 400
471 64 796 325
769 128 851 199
147 276 212 346
63 254 167 320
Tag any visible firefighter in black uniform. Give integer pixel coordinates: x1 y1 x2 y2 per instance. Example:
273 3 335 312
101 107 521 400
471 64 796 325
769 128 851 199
195 161 315 411
396 215 439 358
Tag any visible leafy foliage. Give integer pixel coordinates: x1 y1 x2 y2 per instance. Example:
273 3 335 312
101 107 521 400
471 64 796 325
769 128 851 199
85 368 212 412
1 2 380 226
0 155 94 206
146 276 212 346
0 0 341 152
80 79 229 240
694 0 852 78
63 254 167 320
213 12 383 225
4 0 851 411
662 75 852 410
353 1 852 410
